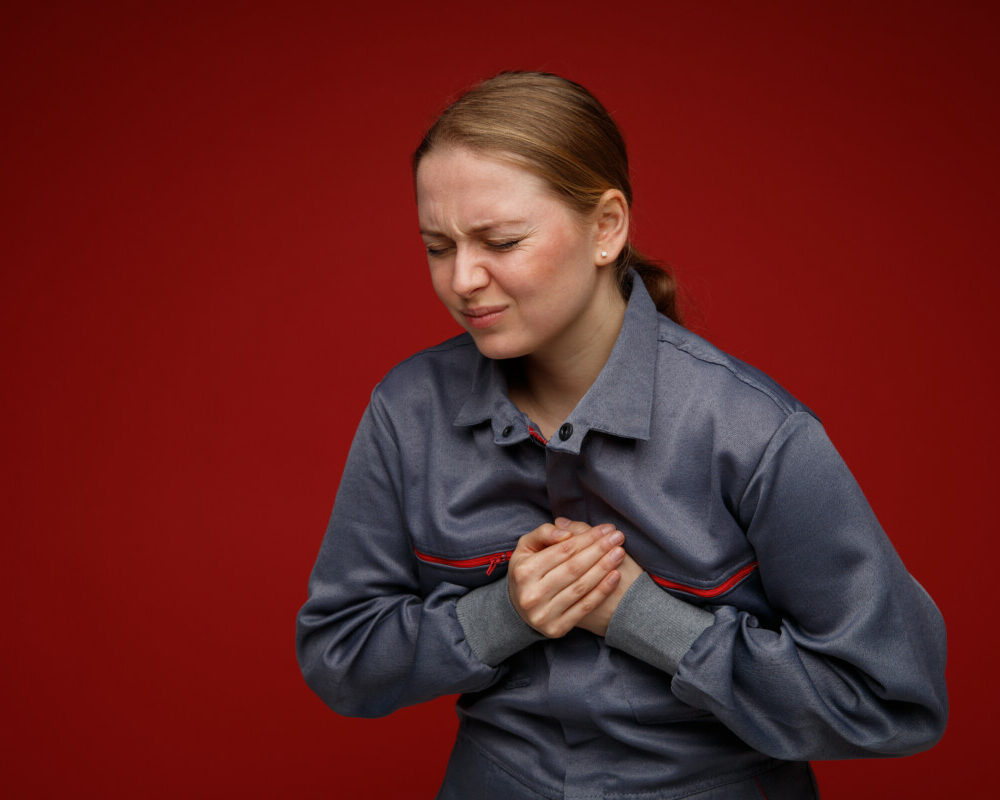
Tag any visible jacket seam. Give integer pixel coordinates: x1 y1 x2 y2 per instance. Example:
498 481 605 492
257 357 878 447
736 411 812 516
656 332 801 418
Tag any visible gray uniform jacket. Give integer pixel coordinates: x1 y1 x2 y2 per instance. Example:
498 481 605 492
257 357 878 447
297 278 947 799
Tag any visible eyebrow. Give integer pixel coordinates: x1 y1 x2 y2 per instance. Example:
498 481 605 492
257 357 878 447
420 219 528 237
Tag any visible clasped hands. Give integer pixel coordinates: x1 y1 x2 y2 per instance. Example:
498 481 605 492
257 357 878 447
507 518 644 638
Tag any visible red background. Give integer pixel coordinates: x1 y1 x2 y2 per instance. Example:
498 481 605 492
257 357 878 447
2 2 996 797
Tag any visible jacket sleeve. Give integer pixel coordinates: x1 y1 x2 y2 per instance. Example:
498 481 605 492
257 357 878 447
295 392 528 718
610 411 947 760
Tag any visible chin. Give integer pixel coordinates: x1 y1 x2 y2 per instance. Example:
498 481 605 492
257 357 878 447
468 334 531 362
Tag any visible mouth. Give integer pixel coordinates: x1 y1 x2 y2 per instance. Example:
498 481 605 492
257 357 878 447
461 305 507 329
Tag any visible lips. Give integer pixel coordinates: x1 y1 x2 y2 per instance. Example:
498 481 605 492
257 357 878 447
462 305 507 329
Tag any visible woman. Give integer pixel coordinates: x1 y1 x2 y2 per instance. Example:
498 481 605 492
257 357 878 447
296 72 947 799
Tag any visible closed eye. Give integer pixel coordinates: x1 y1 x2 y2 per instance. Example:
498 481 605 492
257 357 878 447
424 237 523 257
487 239 522 251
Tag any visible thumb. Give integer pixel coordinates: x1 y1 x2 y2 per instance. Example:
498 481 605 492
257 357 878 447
519 523 570 553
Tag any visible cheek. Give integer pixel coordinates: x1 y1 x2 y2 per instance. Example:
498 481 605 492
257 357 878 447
527 231 592 289
543 218 590 261
427 263 451 300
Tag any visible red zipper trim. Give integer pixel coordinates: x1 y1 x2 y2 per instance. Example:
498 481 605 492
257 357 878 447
649 561 758 598
414 548 513 576
527 426 548 446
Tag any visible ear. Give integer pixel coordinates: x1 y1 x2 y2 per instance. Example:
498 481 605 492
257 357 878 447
593 189 629 266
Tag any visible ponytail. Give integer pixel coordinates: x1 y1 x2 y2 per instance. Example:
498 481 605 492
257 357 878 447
616 243 682 324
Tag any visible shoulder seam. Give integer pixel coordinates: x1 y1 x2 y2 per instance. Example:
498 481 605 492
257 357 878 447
370 333 475 389
656 332 801 417
737 410 816 514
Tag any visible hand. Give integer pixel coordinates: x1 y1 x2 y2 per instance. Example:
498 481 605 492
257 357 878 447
508 518 626 638
575 549 644 637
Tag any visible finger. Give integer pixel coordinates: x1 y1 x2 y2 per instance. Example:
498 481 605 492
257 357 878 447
567 569 622 625
509 527 619 617
539 526 623 581
515 528 622 615
530 524 618 581
546 545 625 617
553 517 590 534
515 522 568 555
530 567 623 638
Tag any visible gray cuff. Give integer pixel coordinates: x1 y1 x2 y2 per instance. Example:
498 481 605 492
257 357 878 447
456 576 545 667
605 573 714 674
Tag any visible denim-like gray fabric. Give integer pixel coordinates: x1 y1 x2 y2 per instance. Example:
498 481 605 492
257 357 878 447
436 732 819 800
297 277 947 798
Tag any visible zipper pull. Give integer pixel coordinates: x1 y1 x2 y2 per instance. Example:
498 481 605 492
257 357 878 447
486 552 509 576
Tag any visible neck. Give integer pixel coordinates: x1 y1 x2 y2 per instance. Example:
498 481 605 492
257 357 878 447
508 290 626 438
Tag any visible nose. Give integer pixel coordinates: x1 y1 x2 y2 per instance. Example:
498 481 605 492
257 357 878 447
451 244 490 298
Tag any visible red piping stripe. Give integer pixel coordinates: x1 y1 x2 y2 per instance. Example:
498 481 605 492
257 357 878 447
528 426 548 445
414 548 513 576
649 561 758 598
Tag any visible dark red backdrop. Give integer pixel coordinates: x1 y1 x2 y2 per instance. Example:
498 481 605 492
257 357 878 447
3 2 996 797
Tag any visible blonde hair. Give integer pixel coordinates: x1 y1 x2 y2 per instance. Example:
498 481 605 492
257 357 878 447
413 71 681 323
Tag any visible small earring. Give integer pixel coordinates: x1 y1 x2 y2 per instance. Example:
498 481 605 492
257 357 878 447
601 251 608 258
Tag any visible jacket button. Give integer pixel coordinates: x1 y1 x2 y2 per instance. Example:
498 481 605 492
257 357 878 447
501 425 513 438
558 423 573 441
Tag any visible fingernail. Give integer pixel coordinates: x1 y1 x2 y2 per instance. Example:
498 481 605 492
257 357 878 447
554 517 571 528
599 524 615 534
608 531 624 545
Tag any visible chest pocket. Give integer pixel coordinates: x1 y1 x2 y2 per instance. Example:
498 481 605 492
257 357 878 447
413 544 518 594
649 565 779 630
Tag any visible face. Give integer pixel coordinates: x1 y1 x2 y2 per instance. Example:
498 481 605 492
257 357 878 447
416 146 620 364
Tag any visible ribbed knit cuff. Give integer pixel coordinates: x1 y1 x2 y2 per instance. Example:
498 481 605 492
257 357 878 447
456 576 545 667
605 573 715 674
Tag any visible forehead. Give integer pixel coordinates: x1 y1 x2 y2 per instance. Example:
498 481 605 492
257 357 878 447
415 146 559 226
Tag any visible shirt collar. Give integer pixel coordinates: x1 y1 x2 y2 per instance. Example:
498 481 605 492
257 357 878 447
453 273 658 454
